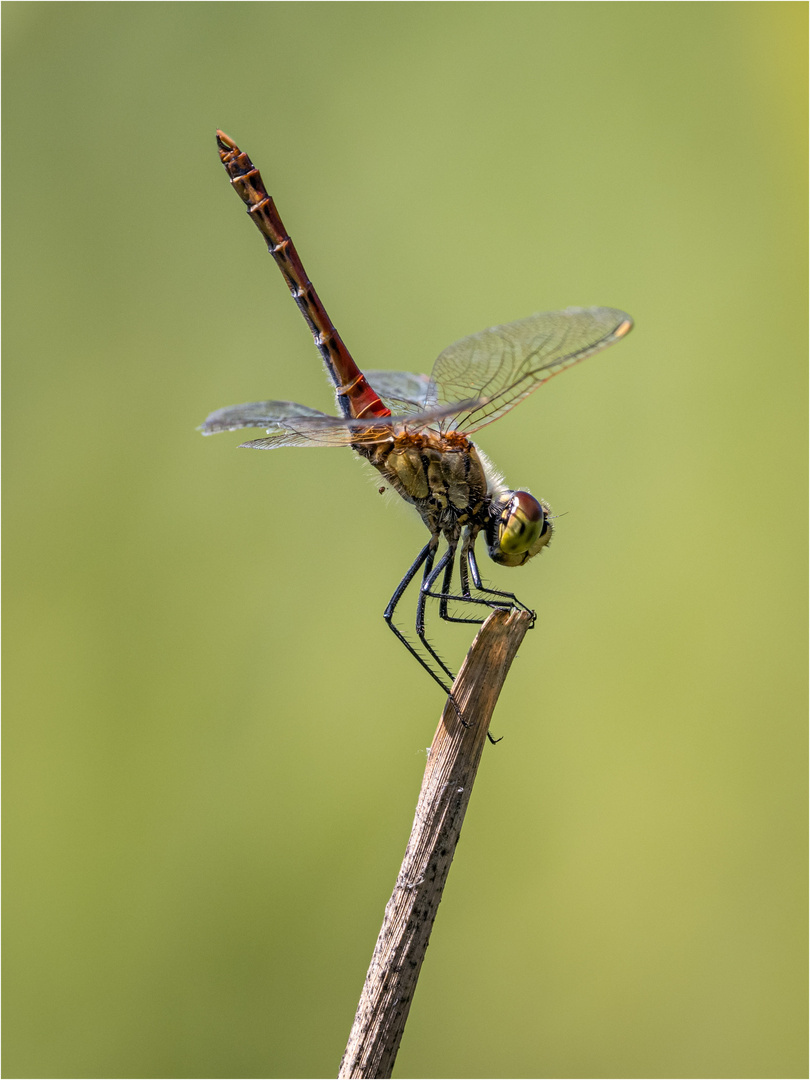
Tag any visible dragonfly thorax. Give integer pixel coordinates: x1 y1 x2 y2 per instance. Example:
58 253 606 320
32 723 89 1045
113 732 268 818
360 431 551 565
359 430 492 540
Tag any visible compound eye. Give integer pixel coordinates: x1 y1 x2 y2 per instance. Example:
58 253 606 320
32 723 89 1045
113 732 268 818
499 491 546 556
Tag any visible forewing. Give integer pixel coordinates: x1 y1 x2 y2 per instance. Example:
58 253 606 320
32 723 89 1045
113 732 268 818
197 392 485 449
199 400 329 434
429 307 633 434
239 400 484 449
239 413 387 448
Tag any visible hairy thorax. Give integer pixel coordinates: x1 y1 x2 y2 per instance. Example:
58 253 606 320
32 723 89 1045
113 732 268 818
356 430 491 539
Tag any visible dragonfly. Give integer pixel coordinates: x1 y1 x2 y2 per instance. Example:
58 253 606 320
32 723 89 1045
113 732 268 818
202 131 633 704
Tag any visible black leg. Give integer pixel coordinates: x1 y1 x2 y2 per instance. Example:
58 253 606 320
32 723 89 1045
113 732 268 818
467 548 536 624
439 548 455 620
416 544 458 682
384 538 456 695
382 537 527 737
422 544 512 624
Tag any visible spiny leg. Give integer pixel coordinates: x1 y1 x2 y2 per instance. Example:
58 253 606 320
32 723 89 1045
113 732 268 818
423 535 512 625
415 540 507 744
439 552 457 620
431 549 490 625
467 547 536 624
384 538 456 696
437 536 499 621
415 543 459 683
414 544 478 729
383 540 506 740
422 545 503 747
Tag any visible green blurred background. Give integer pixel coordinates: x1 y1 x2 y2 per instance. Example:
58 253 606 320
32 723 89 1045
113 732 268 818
4 3 806 1078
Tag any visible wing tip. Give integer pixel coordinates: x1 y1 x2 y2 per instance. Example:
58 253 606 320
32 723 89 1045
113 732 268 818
614 316 634 339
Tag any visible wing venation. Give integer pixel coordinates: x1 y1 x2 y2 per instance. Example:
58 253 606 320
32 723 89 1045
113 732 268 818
428 307 633 433
199 400 329 434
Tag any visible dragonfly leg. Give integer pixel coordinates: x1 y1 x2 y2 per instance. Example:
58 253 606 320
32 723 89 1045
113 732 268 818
383 539 499 739
425 546 503 746
383 540 504 736
415 544 459 683
384 539 456 696
431 567 491 625
417 544 500 734
434 547 483 624
439 551 455 620
467 547 536 626
423 536 512 625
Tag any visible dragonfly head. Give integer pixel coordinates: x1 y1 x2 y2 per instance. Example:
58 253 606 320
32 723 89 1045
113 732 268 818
486 490 552 566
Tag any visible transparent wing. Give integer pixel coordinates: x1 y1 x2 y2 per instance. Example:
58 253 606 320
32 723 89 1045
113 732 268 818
201 399 484 449
199 400 329 434
240 416 386 449
428 307 633 434
364 370 434 415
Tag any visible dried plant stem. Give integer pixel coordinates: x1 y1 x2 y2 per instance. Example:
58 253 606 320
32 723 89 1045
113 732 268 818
338 608 533 1079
